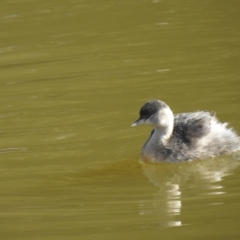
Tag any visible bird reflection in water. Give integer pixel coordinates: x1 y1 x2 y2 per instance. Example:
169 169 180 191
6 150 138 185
139 156 240 228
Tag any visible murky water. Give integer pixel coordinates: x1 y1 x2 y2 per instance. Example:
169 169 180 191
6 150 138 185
0 0 240 239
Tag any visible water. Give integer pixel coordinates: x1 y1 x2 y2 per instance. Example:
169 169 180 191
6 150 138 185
0 0 240 239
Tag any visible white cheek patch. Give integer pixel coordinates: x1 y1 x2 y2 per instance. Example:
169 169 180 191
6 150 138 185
145 118 154 125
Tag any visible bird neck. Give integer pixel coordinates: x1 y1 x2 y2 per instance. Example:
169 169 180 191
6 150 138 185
154 124 173 146
155 108 174 145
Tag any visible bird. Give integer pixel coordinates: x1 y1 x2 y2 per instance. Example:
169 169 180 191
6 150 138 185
131 100 240 162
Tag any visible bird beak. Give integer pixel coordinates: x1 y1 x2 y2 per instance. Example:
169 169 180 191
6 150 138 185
131 118 145 127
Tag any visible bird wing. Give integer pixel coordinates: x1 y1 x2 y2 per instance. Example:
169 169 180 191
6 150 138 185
172 111 213 145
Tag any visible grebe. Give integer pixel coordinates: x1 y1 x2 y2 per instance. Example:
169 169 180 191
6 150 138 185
132 100 240 162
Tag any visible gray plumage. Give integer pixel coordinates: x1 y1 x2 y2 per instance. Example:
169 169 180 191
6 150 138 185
132 100 240 162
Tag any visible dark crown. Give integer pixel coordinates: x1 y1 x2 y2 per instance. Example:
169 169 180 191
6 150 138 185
139 100 166 120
